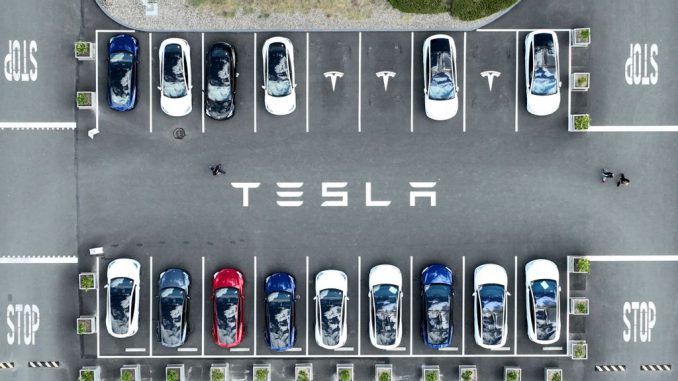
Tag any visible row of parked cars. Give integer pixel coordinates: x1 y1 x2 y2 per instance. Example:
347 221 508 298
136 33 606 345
105 30 562 119
105 259 560 351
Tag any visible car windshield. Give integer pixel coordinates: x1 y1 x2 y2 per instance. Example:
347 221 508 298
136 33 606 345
110 277 134 335
267 291 292 349
109 51 133 105
215 287 239 345
429 39 455 101
207 53 232 103
160 287 185 346
479 284 505 346
267 43 291 97
319 289 344 347
530 279 558 341
163 44 187 98
373 284 399 346
424 284 451 345
531 34 558 96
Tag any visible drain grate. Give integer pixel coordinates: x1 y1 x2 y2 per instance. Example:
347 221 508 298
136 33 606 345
173 128 186 140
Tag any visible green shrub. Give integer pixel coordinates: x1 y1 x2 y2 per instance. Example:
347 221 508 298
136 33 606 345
577 29 590 42
76 92 92 107
506 369 519 381
573 343 587 358
575 301 588 314
462 370 474 381
388 0 449 14
379 370 392 381
574 115 590 131
211 368 225 381
296 369 309 381
121 369 134 381
452 0 517 20
338 369 352 381
77 319 91 334
80 370 95 381
75 41 90 56
166 369 179 381
550 372 561 381
576 74 588 88
425 370 440 381
576 257 591 272
255 368 269 381
80 274 94 289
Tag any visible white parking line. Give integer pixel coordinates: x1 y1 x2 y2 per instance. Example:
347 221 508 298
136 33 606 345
253 256 257 355
567 31 572 122
587 255 678 261
543 346 563 351
463 32 467 133
125 348 146 353
0 122 76 130
177 347 198 352
230 348 250 352
357 255 361 355
253 33 257 133
461 256 465 355
0 256 77 263
305 255 309 356
492 347 512 351
96 256 101 358
334 347 354 352
95 32 100 135
513 255 517 355
201 256 205 355
478 29 572 33
410 32 414 133
358 32 362 133
287 347 303 352
201 33 205 134
438 347 459 351
391 347 407 352
98 353 568 359
587 125 678 132
149 256 153 356
306 33 309 133
514 31 519 133
409 255 413 355
149 33 153 133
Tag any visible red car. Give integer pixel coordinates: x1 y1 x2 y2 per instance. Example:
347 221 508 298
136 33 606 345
212 268 245 348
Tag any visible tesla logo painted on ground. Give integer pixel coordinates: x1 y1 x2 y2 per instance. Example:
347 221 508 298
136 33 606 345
625 43 658 85
623 301 656 343
3 40 38 81
6 304 40 345
376 71 396 91
480 71 501 92
323 71 344 92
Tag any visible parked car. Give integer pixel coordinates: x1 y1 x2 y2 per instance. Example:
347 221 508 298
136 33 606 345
205 42 236 120
525 30 561 116
314 270 349 349
420 264 454 348
158 38 192 117
158 268 190 347
423 34 459 120
107 34 139 111
262 37 296 115
212 268 245 348
264 272 296 351
525 259 560 344
473 264 509 349
105 258 141 338
368 264 403 350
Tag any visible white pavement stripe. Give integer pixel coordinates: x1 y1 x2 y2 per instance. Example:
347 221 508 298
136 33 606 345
409 256 413 355
253 256 257 356
96 353 570 359
306 32 309 133
97 256 101 357
357 255 361 355
149 256 154 356
253 33 257 133
0 256 77 263
305 256 309 356
478 29 572 33
463 32 467 133
0 122 76 130
542 346 563 351
95 29 135 33
410 32 414 133
95 32 100 135
514 31 518 133
125 348 146 353
391 347 407 351
492 347 511 351
287 347 303 352
588 125 678 132
640 364 672 371
567 31 572 122
202 256 205 355
149 33 153 133
358 32 362 133
230 348 250 352
334 347 354 352
513 256 517 355
461 256 465 355
438 347 459 351
177 348 198 352
588 255 678 262
201 33 205 134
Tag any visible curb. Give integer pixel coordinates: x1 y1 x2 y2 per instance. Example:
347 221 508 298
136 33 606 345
93 0 521 33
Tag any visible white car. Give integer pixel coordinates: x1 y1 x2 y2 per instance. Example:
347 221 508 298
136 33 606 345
314 270 349 349
525 30 561 116
368 264 403 350
525 259 560 344
158 38 192 117
105 258 141 338
262 37 296 115
473 264 509 349
423 34 459 120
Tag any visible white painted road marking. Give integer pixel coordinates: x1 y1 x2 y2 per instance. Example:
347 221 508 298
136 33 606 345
542 346 563 351
201 33 205 133
376 71 396 91
625 43 658 85
438 347 459 351
0 122 76 130
480 71 501 91
5 304 39 345
623 301 656 342
177 347 198 352
149 33 153 133
358 32 362 133
306 32 309 133
149 256 153 356
514 31 518 133
3 40 37 81
230 347 250 352
334 347 354 352
0 256 77 263
323 71 344 92
410 32 414 133
125 348 146 353
463 32 467 133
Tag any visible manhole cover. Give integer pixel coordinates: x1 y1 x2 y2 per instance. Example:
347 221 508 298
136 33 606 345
173 128 186 139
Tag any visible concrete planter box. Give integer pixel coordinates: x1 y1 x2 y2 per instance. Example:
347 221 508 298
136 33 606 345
459 365 476 381
121 365 141 381
77 316 96 335
76 91 96 110
571 28 591 47
570 297 589 315
210 363 229 381
544 368 562 381
569 257 591 273
571 73 590 91
79 272 97 291
504 367 521 381
375 364 392 381
295 363 312 381
75 41 96 60
166 364 185 381
80 366 100 381
568 114 590 132
571 341 588 360
253 364 271 381
422 365 440 381
337 364 354 381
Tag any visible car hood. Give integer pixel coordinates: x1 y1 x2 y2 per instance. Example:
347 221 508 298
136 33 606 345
425 95 458 121
527 92 560 116
525 259 559 283
159 269 190 291
266 273 295 294
422 264 453 286
161 94 192 117
109 35 137 54
108 259 140 282
316 270 348 294
264 92 296 116
474 264 507 288
369 264 402 289
213 268 244 290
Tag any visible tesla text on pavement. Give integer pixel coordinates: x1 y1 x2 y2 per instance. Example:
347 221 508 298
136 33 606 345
623 301 656 343
6 304 40 345
3 40 37 82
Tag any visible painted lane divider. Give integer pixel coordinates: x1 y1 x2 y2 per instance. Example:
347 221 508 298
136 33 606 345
0 362 15 369
640 364 671 371
28 361 59 368
594 365 626 372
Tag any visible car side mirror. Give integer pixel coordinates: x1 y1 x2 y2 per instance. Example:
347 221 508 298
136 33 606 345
236 73 240 78
423 88 427 94
261 85 266 90
507 292 512 297
312 296 317 301
104 284 108 289
472 292 476 296
558 81 562 88
293 83 298 88
157 86 161 91
346 297 350 301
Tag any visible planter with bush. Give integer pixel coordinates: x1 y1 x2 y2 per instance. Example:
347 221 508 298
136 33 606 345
337 364 354 381
76 91 96 110
120 365 140 381
253 364 271 381
210 364 228 381
79 272 97 291
166 364 185 381
504 367 521 381
571 341 588 360
80 366 100 381
77 316 96 335
375 364 392 381
422 365 440 381
459 365 477 381
295 363 312 381
572 73 590 91
572 28 591 47
568 114 590 132
75 41 96 60
571 257 591 273
570 297 589 315
544 368 562 381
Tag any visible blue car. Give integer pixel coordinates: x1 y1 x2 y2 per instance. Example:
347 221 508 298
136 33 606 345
420 264 454 348
107 34 139 111
264 272 296 351
158 268 190 348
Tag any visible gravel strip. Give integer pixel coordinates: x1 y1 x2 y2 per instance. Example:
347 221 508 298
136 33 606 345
99 0 516 32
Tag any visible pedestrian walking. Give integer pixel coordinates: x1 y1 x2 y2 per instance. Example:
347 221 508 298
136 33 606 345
210 163 226 176
617 173 630 187
601 168 614 183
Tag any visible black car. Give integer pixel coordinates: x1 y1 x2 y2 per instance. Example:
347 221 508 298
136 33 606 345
205 43 236 120
158 268 190 347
